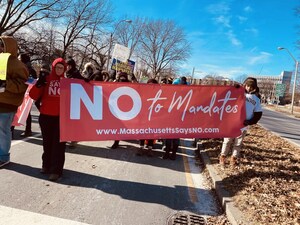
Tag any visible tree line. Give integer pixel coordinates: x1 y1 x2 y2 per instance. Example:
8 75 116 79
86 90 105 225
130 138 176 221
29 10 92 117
0 0 191 79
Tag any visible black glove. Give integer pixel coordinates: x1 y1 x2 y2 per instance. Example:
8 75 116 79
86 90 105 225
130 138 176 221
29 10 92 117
243 112 263 126
36 70 49 88
243 120 251 126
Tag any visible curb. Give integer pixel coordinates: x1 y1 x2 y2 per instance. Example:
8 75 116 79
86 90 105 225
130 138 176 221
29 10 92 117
197 143 250 225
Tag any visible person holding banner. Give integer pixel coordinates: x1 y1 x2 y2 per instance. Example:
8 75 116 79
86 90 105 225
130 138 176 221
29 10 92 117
82 62 95 81
110 72 130 149
66 57 83 149
137 78 158 157
219 77 262 167
162 76 188 160
160 77 173 84
66 57 83 80
0 36 29 168
29 58 67 181
88 69 110 82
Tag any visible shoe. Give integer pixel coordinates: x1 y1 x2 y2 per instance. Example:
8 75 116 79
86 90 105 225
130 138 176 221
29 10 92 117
136 147 144 156
169 153 176 160
20 131 32 137
69 141 77 149
219 155 226 166
110 142 119 149
0 160 10 168
230 156 238 167
162 152 169 159
40 167 50 174
49 174 61 181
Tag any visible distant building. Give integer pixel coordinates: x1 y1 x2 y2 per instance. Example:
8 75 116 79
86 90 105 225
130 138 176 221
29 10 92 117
188 75 234 86
250 71 292 104
185 71 293 105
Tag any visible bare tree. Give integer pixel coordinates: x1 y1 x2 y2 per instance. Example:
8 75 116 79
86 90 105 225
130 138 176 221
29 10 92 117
115 16 145 59
138 19 191 78
0 0 65 35
15 24 60 65
57 0 112 58
75 24 109 71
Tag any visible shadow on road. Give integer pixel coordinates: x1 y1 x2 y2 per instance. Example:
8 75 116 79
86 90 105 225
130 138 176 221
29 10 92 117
64 141 198 173
5 162 215 215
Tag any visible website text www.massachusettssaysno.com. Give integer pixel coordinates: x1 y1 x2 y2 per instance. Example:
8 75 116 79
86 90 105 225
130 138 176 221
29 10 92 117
95 127 220 135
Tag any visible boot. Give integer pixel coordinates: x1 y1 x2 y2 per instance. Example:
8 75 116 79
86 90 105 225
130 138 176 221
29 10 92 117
162 151 170 159
146 146 153 157
219 155 226 166
69 141 77 149
230 156 238 167
20 131 32 137
136 146 144 156
111 141 119 149
169 152 176 160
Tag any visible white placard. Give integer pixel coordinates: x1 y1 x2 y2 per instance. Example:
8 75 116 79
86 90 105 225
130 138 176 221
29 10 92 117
112 44 130 62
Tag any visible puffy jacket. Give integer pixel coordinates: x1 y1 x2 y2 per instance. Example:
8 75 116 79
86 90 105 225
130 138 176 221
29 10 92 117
29 58 67 116
0 36 29 112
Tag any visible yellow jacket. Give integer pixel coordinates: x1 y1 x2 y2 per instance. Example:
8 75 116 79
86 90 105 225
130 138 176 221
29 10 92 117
0 36 29 112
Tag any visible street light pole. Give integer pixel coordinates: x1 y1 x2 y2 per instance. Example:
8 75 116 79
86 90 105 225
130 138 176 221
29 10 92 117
106 19 132 71
278 47 299 114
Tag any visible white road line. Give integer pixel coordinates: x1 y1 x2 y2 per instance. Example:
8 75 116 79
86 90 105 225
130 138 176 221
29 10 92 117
0 205 90 225
11 134 42 147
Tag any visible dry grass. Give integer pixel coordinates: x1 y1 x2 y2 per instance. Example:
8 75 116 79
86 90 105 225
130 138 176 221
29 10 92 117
202 125 300 225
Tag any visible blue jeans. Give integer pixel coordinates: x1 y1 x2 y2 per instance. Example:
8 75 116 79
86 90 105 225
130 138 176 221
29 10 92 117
0 112 15 161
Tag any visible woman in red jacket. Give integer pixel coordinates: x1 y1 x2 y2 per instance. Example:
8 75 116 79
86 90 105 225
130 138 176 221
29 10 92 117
29 58 67 181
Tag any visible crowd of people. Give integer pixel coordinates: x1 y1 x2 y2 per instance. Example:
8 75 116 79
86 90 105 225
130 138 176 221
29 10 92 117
0 36 262 182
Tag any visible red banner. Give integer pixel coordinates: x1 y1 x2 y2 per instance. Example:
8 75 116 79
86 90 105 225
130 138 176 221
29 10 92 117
60 79 246 141
12 84 34 126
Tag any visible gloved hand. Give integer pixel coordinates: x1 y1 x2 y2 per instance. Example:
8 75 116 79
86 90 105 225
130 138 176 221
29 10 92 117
35 70 49 88
243 120 251 126
243 112 262 126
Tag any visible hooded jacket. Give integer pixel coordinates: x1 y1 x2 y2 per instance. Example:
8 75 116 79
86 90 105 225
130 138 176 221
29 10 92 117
29 58 67 116
0 36 29 112
66 58 83 79
82 62 94 79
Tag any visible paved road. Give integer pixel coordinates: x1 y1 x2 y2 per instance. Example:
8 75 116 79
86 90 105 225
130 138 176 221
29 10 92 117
259 107 300 147
0 108 220 225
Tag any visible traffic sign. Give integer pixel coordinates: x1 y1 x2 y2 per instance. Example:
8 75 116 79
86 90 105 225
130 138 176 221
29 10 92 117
275 83 286 97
